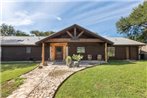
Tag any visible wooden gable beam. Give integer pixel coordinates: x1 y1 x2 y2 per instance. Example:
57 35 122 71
77 31 84 38
66 31 74 38
74 27 77 38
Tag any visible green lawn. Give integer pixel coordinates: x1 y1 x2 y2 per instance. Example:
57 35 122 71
0 61 38 98
55 61 147 98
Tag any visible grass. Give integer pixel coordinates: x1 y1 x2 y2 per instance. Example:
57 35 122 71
55 60 147 98
1 78 24 98
0 61 38 98
1 62 37 83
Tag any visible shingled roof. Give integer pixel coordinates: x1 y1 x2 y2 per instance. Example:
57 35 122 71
105 37 145 46
0 36 45 46
0 36 145 46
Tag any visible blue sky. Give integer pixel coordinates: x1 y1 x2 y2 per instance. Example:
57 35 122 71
1 0 144 37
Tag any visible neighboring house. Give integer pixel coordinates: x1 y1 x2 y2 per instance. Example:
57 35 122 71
1 24 145 63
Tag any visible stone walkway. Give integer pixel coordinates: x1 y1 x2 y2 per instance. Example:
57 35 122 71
7 64 87 98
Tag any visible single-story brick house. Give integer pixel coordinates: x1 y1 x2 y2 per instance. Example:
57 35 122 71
1 24 145 64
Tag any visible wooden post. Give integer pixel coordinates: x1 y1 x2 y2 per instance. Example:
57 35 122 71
138 46 141 60
126 47 129 60
63 46 66 60
105 43 108 62
66 46 68 57
42 43 45 65
50 46 52 61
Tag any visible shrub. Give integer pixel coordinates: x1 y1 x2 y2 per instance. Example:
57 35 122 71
66 56 72 67
72 54 83 61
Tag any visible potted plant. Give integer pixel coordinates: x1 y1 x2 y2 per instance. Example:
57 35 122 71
65 56 72 68
88 54 92 60
72 54 83 67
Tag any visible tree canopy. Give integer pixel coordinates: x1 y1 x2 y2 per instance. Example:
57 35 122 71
15 30 29 36
0 24 54 36
116 2 147 43
0 24 16 36
0 24 29 36
30 30 54 36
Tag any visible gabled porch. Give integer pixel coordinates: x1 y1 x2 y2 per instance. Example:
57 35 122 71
36 24 113 65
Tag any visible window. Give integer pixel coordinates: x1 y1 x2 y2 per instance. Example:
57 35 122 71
108 47 115 57
77 47 85 53
26 47 31 53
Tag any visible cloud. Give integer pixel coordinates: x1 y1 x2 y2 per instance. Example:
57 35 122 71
2 11 33 26
2 10 46 26
71 2 140 26
56 16 62 21
3 18 33 26
2 0 142 2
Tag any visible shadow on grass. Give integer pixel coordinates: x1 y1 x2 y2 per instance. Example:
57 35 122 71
1 62 37 72
104 60 136 66
1 77 24 98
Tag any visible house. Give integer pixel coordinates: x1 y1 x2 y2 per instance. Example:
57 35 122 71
1 24 145 64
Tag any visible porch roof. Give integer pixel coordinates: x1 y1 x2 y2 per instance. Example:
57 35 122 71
35 24 114 44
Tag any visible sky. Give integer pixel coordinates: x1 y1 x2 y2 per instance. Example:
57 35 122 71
1 0 144 37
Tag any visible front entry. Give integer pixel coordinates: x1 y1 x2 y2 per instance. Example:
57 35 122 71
55 46 63 60
50 43 67 61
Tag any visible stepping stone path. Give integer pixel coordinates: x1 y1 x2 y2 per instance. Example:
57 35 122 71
7 64 86 98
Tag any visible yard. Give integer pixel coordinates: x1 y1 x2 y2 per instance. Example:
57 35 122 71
55 61 147 98
0 61 38 98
